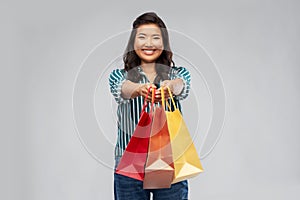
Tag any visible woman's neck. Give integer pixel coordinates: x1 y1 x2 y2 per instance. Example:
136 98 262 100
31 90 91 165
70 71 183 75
140 62 156 74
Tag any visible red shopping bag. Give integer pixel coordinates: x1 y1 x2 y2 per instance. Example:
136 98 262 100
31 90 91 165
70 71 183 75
143 103 174 189
115 87 155 181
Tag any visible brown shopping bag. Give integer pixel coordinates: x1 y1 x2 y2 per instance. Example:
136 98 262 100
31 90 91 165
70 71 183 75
143 105 174 189
116 87 155 181
162 86 204 184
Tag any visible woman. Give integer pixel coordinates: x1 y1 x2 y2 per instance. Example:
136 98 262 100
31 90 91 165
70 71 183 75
109 11 191 200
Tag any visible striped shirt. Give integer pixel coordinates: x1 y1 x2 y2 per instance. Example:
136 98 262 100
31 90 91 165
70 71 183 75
109 65 191 158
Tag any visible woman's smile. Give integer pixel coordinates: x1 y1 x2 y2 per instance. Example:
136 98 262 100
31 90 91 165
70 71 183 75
142 49 157 55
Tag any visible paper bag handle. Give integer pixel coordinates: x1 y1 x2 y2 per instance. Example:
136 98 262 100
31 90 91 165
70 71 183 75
161 86 177 110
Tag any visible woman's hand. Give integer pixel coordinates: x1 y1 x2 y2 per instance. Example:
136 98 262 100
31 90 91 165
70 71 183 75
160 79 184 96
135 83 157 102
154 79 184 101
154 85 172 102
124 79 183 103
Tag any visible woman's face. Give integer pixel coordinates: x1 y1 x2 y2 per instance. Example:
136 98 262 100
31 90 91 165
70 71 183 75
134 23 164 64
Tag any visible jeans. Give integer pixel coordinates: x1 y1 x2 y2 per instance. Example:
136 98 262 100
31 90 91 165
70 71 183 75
114 156 189 200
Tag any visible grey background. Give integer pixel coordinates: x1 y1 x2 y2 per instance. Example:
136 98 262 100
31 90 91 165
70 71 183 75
3 0 300 199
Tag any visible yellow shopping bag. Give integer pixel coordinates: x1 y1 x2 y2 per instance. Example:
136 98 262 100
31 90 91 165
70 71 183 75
161 86 204 184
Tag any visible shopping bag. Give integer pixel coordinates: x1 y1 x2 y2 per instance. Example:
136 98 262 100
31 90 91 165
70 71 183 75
115 87 155 181
143 104 174 189
162 86 204 184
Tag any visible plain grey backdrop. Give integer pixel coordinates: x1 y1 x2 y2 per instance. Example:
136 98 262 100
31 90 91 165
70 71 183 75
3 0 300 199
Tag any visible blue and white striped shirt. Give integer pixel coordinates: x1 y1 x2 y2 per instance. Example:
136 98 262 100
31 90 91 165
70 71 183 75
109 65 191 158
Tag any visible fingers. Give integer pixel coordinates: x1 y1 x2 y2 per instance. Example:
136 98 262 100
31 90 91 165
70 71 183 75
142 84 157 102
146 83 156 90
161 80 174 95
141 83 174 103
150 87 171 103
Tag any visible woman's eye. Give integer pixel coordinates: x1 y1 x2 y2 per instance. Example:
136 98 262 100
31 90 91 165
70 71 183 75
153 37 160 40
138 36 145 39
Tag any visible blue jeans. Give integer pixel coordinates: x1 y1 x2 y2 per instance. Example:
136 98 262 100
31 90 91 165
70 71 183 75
114 156 189 200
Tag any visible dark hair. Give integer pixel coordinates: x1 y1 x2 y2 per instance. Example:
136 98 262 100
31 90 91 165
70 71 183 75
123 12 175 84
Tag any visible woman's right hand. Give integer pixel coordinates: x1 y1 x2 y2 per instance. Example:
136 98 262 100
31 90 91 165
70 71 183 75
136 83 157 102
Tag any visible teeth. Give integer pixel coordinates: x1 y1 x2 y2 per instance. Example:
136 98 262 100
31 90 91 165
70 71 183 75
143 49 155 55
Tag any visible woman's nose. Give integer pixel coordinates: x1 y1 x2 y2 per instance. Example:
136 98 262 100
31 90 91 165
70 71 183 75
145 38 153 47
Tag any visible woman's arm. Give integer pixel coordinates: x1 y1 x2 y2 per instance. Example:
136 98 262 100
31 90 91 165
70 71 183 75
109 69 130 104
122 80 157 102
170 66 191 100
160 78 184 96
158 66 191 100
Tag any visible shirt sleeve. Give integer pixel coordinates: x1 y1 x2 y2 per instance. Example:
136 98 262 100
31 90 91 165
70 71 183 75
109 69 130 104
170 66 191 100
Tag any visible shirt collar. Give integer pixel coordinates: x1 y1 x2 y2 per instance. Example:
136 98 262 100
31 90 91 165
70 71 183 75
137 66 147 77
137 65 143 73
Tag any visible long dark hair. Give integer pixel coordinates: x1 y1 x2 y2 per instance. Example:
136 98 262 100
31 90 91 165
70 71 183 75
123 12 175 84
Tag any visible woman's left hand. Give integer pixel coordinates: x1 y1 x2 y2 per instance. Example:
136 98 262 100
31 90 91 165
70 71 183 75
154 78 184 102
154 80 173 102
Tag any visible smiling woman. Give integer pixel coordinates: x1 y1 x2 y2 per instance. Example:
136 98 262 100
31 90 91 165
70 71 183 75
109 11 191 200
